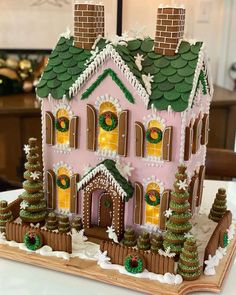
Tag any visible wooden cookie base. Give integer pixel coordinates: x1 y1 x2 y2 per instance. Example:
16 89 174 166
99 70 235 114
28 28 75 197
0 233 236 295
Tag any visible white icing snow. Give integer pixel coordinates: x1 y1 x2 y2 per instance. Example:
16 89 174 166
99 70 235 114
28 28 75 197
115 160 134 180
142 74 154 96
106 226 118 243
134 54 144 71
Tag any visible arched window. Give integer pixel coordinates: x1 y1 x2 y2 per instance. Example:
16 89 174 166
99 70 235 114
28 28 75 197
146 120 163 158
98 102 118 152
57 166 71 211
56 109 70 145
145 182 161 225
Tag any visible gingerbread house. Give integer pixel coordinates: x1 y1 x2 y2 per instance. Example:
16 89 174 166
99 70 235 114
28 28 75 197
36 3 213 241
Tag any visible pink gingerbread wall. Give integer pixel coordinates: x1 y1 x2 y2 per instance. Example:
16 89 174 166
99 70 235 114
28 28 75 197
42 57 183 227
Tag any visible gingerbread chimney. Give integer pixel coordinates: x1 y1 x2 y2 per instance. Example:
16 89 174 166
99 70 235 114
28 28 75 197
154 6 185 56
74 2 105 49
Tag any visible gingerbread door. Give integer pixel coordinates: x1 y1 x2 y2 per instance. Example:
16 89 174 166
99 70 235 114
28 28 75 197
99 193 113 227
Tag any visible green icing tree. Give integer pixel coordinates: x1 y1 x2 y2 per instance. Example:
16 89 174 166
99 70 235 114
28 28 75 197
46 212 58 231
137 231 150 250
163 165 192 255
20 138 47 224
58 215 71 233
150 233 163 253
209 188 227 222
123 228 137 247
0 200 13 233
177 237 201 281
71 216 83 232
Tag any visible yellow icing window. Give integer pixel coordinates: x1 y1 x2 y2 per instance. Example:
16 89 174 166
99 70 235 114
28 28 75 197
146 120 163 157
57 167 71 210
56 109 70 145
145 182 161 225
98 102 118 152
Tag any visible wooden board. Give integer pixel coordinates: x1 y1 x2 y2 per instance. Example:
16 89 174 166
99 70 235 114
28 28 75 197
0 233 236 295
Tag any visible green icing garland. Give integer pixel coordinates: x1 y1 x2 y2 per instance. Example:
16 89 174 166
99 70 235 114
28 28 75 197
145 190 160 206
57 174 70 189
124 255 143 274
55 117 69 132
81 68 135 104
24 231 42 251
99 111 118 131
146 127 162 144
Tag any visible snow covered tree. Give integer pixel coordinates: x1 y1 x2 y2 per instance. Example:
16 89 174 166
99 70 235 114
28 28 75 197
163 165 192 255
150 233 163 253
209 188 227 222
0 200 13 233
20 138 47 224
123 228 137 247
177 237 201 281
137 231 150 250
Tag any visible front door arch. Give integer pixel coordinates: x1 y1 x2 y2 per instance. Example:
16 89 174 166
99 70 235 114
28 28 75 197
83 173 124 239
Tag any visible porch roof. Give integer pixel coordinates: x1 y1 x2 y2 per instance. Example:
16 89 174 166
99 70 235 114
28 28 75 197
77 159 134 202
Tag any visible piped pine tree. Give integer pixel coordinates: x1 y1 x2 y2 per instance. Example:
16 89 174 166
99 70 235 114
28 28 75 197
150 233 163 253
163 165 192 255
0 200 13 233
209 188 227 222
58 215 71 233
46 212 58 231
20 138 47 224
123 228 137 247
177 237 201 281
71 216 83 232
137 231 150 250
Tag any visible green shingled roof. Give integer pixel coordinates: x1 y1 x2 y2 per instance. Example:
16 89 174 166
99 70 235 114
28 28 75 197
37 36 205 112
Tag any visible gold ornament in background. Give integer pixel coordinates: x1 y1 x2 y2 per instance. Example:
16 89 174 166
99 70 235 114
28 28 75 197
6 58 18 70
19 59 32 71
0 59 6 67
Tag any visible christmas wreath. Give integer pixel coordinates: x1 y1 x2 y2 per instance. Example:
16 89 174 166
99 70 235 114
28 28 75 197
103 199 112 208
55 117 69 132
24 231 42 251
145 190 160 206
124 254 144 274
57 174 70 190
146 127 162 144
99 111 118 132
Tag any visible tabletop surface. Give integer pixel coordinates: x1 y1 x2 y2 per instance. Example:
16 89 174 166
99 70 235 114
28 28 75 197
0 180 235 295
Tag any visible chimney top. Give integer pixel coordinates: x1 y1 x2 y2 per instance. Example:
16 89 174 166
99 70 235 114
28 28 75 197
154 6 186 56
74 2 105 50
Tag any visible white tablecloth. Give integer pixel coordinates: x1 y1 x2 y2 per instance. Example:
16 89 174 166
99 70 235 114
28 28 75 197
0 180 235 295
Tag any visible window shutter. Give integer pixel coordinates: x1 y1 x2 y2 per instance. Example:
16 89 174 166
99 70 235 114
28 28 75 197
135 122 145 157
46 169 56 210
201 114 209 145
159 190 171 230
69 116 79 149
192 118 202 154
189 175 199 215
184 126 193 161
196 165 205 207
45 112 55 145
134 182 143 225
118 110 129 156
70 174 80 214
86 104 97 151
162 126 173 161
